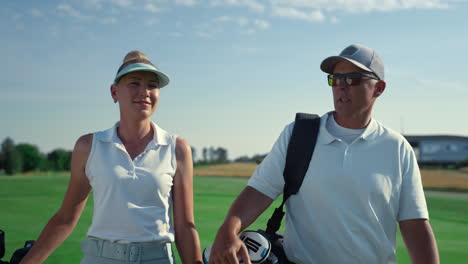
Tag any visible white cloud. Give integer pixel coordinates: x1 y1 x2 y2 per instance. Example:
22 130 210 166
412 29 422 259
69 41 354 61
241 28 256 35
12 13 23 21
175 21 184 28
254 19 270 30
145 18 160 25
82 0 104 9
101 17 117 24
193 21 224 38
270 0 449 13
232 44 258 53
398 0 449 9
329 16 339 24
213 16 268 35
15 24 25 31
110 0 133 8
144 3 162 13
236 17 249 26
195 31 214 38
57 4 92 20
176 0 198 6
49 30 59 38
169 32 183 37
214 16 251 26
243 0 265 12
30 8 43 17
215 15 232 22
210 0 265 12
214 15 249 26
272 6 325 22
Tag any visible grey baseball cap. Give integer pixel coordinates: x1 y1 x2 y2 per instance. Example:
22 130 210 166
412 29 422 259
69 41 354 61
320 44 384 80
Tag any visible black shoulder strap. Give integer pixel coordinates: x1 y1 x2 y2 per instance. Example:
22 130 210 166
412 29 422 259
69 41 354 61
265 113 320 234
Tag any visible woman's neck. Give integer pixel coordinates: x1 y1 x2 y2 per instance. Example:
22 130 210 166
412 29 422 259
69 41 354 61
117 118 153 145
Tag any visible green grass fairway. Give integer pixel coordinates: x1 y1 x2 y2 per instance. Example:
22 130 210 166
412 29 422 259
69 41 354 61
1 173 468 263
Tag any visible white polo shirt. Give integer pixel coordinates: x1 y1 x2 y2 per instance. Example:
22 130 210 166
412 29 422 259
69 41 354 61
248 112 428 264
85 121 177 242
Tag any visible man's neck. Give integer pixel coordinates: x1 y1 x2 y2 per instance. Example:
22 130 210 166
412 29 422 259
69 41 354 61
333 111 372 129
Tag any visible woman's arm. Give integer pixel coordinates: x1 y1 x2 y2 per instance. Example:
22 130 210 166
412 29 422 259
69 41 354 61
172 137 202 264
20 134 93 264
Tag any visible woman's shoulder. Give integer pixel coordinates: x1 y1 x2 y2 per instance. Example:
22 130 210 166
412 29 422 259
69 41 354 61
74 133 93 155
175 137 191 159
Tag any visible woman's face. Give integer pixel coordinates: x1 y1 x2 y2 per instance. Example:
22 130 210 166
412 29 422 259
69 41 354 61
111 71 160 120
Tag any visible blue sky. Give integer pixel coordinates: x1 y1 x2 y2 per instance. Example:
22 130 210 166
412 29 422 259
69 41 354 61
1 0 467 160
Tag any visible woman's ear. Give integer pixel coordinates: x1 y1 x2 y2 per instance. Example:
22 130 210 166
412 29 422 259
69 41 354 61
374 80 386 97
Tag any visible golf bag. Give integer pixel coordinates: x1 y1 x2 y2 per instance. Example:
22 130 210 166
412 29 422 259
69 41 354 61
0 230 35 264
259 113 320 264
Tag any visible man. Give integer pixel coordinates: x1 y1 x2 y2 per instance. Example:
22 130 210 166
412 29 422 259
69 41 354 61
208 44 439 264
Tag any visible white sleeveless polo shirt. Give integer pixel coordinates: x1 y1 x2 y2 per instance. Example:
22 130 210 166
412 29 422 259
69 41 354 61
85 121 177 243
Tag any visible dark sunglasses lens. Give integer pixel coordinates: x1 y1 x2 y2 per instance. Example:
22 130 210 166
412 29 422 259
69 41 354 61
346 77 361 86
329 73 370 86
328 75 334 86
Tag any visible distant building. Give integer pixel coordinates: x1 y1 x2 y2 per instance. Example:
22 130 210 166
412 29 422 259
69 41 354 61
404 135 468 166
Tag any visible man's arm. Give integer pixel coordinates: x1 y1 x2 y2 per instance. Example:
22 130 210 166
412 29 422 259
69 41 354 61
208 186 273 264
399 219 439 264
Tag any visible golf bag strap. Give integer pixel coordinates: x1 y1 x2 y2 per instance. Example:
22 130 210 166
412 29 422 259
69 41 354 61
266 113 320 234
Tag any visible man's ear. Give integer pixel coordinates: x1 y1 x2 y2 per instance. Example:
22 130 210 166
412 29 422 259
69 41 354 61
374 80 386 97
110 84 118 103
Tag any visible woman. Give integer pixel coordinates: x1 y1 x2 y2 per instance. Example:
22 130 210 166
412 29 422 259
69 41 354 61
20 51 202 264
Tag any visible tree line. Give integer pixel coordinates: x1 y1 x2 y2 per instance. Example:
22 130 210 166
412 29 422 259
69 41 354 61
192 146 228 165
191 147 266 165
0 137 267 175
0 138 72 175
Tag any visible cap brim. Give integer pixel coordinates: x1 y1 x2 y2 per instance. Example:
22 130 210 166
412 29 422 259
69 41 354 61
320 56 373 74
114 63 170 88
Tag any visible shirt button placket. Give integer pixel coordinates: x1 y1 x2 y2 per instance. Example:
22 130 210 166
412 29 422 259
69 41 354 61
343 146 352 172
128 161 136 178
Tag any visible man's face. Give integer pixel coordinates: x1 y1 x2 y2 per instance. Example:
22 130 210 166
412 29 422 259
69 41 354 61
331 60 381 117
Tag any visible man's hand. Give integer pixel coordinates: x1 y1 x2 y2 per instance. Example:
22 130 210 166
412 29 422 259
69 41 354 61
208 186 274 264
208 230 250 264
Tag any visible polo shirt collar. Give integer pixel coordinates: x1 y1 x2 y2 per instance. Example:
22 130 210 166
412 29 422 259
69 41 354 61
317 112 337 145
317 111 379 144
359 118 378 141
96 121 170 146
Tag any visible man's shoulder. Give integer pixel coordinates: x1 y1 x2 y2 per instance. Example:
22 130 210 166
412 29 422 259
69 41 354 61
373 120 411 147
285 112 326 132
275 120 295 141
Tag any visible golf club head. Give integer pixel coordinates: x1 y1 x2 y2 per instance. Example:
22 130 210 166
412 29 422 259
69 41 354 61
239 231 271 263
9 240 35 264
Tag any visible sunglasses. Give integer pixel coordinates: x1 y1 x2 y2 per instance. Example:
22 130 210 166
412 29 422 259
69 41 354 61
327 72 379 86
